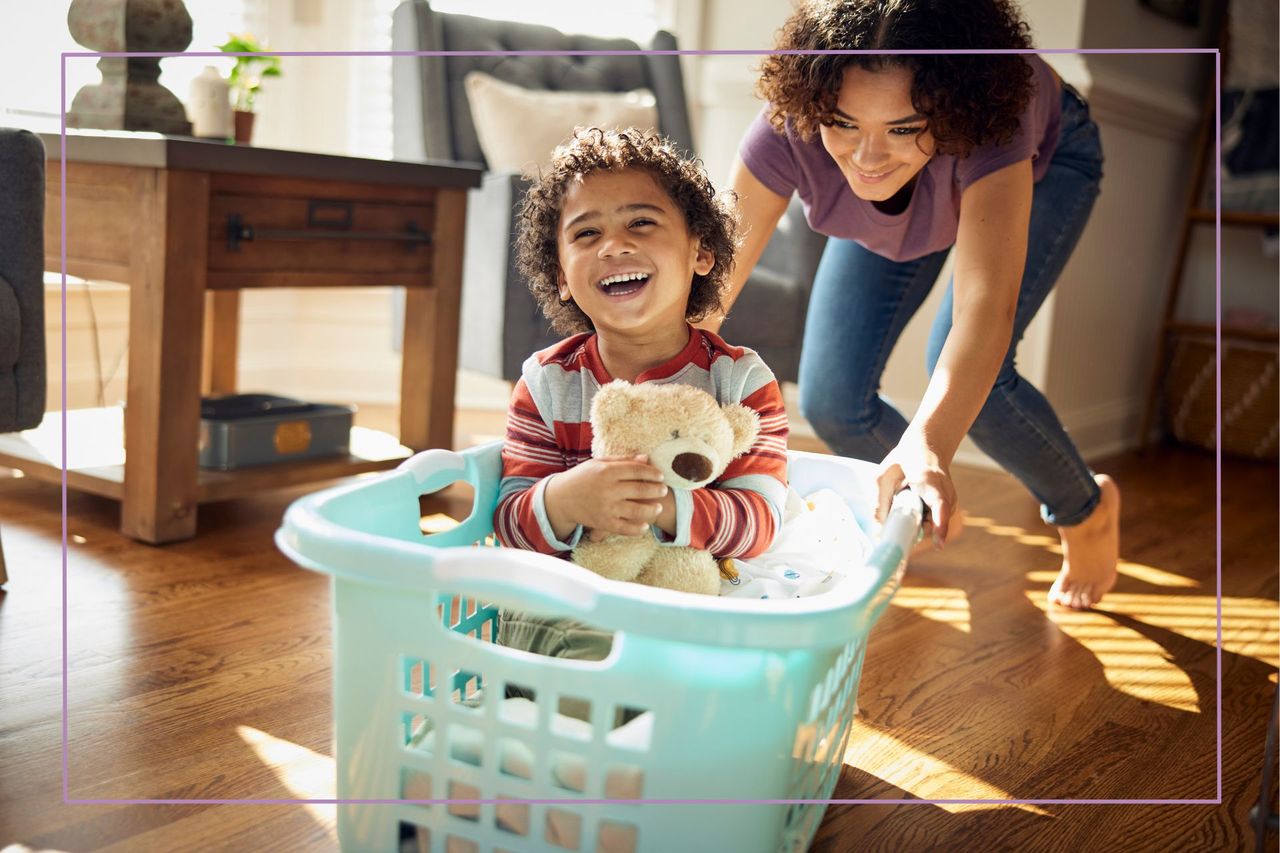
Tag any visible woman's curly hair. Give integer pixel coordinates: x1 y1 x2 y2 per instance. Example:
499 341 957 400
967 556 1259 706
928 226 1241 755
757 0 1035 157
516 127 738 336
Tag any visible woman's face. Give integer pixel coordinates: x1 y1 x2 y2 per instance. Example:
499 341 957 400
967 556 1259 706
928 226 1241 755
818 64 936 202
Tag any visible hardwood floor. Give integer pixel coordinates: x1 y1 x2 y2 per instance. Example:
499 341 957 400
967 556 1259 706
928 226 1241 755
0 407 1275 852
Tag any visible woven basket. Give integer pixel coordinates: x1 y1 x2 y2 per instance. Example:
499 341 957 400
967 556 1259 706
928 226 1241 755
1163 333 1279 459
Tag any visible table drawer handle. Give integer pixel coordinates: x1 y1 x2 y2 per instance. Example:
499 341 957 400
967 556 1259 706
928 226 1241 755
225 213 431 251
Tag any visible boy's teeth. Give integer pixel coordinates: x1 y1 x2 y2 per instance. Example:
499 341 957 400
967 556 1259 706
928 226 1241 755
600 272 648 286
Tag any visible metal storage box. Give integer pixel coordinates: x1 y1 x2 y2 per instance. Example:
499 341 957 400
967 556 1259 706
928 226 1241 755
198 393 355 470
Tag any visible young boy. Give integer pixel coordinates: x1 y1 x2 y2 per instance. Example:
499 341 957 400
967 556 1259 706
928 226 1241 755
494 127 789 573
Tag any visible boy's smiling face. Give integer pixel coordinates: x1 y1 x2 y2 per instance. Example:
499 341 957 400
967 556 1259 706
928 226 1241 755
556 168 714 343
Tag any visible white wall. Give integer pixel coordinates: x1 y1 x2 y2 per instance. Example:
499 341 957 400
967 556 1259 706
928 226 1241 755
1081 0 1218 94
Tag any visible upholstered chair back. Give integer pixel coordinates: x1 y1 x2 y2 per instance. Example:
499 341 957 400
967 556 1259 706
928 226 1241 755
0 128 46 433
392 1 694 166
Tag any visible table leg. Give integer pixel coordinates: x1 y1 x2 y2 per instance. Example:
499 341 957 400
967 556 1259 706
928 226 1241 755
202 291 241 395
120 170 209 543
0 524 8 586
400 188 466 451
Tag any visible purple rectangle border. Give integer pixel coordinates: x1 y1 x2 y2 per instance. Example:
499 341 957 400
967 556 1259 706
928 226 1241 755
59 46 1224 808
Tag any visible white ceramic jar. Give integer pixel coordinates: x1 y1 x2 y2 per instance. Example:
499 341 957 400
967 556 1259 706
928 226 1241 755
188 66 232 139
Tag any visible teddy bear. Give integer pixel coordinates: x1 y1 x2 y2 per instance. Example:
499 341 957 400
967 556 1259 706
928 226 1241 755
570 379 760 595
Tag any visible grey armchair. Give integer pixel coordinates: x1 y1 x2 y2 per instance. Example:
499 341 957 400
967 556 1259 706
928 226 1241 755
391 0 825 383
0 128 46 586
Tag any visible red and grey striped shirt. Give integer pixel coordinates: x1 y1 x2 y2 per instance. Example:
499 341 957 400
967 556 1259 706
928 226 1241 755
496 326 789 559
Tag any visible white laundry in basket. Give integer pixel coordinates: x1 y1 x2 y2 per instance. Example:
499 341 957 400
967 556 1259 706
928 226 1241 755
720 488 874 599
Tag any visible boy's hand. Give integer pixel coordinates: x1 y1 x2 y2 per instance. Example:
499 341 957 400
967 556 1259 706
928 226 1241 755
544 455 669 540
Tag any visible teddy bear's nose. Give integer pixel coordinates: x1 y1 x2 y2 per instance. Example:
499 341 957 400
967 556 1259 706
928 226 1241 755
672 452 713 482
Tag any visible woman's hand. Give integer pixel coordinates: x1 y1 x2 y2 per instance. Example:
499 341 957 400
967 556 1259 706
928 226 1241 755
544 456 669 540
875 436 958 549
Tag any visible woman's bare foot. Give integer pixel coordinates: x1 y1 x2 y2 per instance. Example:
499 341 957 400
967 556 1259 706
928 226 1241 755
1049 475 1120 609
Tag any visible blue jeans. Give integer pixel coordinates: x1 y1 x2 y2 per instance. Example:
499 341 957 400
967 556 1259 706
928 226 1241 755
797 85 1105 526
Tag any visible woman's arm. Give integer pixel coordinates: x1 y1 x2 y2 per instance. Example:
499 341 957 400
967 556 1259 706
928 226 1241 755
700 156 791 334
876 159 1033 541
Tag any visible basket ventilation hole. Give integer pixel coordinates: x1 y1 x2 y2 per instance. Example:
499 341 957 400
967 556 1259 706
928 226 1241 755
446 780 481 822
494 795 530 836
402 712 433 748
401 767 432 802
403 658 436 699
451 669 484 707
607 706 653 752
448 723 484 767
599 821 639 853
605 765 644 799
545 808 582 850
445 834 479 853
496 737 534 780
398 822 429 850
549 751 587 793
555 696 592 738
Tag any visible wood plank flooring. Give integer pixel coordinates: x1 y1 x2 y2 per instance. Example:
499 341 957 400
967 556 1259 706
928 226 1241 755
0 407 1275 852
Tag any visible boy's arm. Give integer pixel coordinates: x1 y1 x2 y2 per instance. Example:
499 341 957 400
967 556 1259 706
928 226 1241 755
658 374 789 559
495 377 584 555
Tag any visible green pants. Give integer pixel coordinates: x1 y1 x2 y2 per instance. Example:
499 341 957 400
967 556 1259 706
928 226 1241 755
498 611 614 721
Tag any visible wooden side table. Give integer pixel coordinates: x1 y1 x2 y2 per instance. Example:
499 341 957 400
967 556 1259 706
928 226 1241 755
0 132 482 544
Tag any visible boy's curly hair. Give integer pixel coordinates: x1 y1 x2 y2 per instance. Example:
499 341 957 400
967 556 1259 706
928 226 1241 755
757 0 1035 157
516 127 738 336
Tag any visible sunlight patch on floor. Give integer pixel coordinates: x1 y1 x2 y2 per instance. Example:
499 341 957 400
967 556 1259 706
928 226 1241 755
420 512 461 535
1025 591 1280 711
1112 562 1200 588
964 515 1063 554
1035 591 1279 667
237 726 337 837
1029 600 1201 713
889 586 971 633
842 721 1051 815
1026 561 1200 589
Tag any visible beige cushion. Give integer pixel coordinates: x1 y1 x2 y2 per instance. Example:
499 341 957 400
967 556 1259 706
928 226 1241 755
463 71 659 173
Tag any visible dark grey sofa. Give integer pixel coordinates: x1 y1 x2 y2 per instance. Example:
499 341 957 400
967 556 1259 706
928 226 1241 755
0 127 46 585
391 0 824 383
0 128 45 434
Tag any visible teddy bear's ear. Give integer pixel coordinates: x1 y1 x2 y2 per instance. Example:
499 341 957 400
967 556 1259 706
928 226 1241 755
590 380 636 434
721 404 760 458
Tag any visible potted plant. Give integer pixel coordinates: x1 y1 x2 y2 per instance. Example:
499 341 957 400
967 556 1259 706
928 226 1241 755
216 33 281 144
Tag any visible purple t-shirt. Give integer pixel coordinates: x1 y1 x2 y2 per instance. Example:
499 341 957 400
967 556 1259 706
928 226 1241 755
739 55 1062 262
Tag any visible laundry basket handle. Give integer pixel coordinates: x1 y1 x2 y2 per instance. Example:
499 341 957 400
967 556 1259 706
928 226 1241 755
885 487 926 547
428 546 606 619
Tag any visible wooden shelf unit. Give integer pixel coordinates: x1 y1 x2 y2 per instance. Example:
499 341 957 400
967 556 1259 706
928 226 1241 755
0 407 413 504
1137 71 1280 447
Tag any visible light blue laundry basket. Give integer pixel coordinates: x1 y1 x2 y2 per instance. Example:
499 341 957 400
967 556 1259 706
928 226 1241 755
275 441 922 853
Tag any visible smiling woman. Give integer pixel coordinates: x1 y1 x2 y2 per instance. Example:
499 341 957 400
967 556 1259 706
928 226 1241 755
715 0 1121 614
